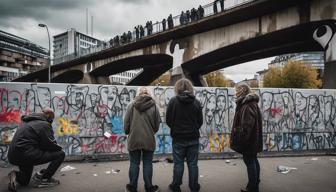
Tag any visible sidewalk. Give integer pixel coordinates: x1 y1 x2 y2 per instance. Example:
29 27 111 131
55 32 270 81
1 156 336 192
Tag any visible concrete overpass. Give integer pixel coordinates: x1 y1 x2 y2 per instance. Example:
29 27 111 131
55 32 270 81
13 0 336 88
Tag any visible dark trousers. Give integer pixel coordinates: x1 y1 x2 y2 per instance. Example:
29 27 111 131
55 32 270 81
171 139 200 192
128 150 154 190
15 150 65 186
242 154 260 192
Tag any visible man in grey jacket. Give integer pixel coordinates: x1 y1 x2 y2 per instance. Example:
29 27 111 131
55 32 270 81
124 87 161 192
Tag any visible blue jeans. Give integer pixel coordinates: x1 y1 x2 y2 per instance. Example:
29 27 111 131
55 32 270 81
128 150 154 190
243 154 260 192
171 139 200 192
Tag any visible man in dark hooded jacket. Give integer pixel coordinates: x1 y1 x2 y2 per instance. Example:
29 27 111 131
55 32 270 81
124 87 161 192
7 107 65 191
166 78 203 192
230 83 263 192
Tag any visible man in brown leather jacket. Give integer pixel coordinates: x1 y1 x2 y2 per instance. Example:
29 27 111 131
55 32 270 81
230 83 263 192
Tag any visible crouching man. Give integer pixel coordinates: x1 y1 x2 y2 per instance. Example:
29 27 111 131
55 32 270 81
7 107 65 191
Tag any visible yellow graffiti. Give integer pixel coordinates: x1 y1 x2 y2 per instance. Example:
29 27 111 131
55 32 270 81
56 118 78 136
209 133 229 152
265 134 275 150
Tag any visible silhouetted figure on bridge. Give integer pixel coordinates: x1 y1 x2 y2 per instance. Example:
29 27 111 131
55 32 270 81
109 38 114 47
146 21 153 35
121 32 127 44
140 25 145 38
213 0 218 14
198 5 204 19
180 11 186 25
168 14 174 29
149 21 153 35
162 18 167 31
220 0 224 11
135 26 139 40
186 10 191 23
127 31 132 42
145 21 149 35
115 36 119 45
191 8 197 21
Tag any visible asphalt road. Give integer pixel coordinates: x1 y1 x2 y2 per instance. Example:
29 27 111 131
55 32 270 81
1 156 336 192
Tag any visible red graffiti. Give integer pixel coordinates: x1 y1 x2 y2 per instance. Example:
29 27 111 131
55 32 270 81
266 108 283 118
0 110 21 124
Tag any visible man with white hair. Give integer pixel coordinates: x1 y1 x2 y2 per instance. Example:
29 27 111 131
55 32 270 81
7 107 65 191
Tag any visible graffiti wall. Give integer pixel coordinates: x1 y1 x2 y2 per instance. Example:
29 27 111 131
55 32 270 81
0 83 335 161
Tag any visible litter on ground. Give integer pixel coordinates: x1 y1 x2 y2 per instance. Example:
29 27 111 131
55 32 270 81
60 165 76 172
276 165 297 174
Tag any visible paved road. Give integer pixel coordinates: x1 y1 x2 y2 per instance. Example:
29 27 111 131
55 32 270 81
1 156 336 192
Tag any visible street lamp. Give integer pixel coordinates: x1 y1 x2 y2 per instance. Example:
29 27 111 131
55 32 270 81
38 23 51 83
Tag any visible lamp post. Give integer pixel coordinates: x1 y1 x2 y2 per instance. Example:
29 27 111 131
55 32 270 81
38 23 51 83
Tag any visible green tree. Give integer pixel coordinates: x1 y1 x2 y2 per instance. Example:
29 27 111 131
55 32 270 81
264 61 321 88
204 71 230 87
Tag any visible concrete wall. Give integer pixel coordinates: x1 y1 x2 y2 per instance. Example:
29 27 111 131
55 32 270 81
0 83 336 162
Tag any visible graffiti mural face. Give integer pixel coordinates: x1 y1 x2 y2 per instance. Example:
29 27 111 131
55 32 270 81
8 91 21 111
119 88 131 111
99 86 118 109
205 95 216 125
216 95 226 112
37 87 51 109
295 92 307 111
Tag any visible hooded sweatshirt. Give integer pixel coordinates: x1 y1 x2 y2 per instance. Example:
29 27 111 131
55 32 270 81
8 113 62 165
166 91 203 142
124 95 161 151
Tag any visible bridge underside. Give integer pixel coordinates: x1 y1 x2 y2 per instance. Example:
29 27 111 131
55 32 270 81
13 54 173 85
89 54 173 85
182 20 335 86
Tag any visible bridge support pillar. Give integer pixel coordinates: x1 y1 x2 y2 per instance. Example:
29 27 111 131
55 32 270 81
79 74 96 84
95 76 111 84
314 24 336 88
323 29 336 89
169 66 185 86
323 61 336 88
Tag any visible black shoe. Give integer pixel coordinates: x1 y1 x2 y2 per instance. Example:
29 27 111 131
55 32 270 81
8 170 17 192
125 184 137 192
146 185 160 192
241 189 248 192
32 173 60 188
169 184 181 192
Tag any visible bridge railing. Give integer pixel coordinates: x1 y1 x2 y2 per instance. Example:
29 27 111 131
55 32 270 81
54 0 256 65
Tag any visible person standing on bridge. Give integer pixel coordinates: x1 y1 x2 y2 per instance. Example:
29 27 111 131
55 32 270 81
166 78 203 192
198 5 204 19
162 18 167 31
124 87 161 192
230 83 263 192
213 0 218 14
220 0 224 12
7 107 65 191
135 26 139 40
140 25 145 38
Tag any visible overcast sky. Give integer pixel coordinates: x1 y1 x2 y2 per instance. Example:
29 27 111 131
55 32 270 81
0 0 272 82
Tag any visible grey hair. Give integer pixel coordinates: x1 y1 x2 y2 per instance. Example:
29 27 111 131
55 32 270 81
136 87 152 97
174 78 194 95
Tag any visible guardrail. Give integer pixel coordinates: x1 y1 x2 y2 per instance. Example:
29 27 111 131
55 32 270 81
54 0 256 65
